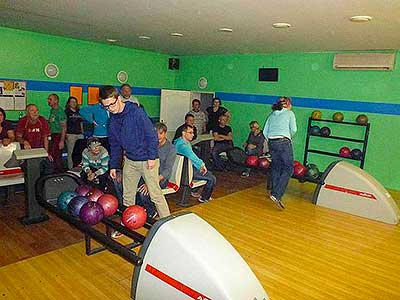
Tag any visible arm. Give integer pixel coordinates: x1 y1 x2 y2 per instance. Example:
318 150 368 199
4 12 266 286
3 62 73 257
108 121 123 170
81 151 91 173
175 140 204 170
159 146 177 181
289 112 297 138
139 109 158 160
94 150 109 176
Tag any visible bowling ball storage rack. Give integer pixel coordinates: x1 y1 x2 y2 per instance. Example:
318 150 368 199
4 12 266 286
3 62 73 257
300 117 370 184
35 173 156 266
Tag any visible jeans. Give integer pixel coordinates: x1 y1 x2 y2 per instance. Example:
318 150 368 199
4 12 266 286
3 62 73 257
211 142 233 170
268 138 294 200
193 168 216 200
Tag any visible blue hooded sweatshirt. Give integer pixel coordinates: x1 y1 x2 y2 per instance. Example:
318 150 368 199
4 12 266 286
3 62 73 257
108 102 158 169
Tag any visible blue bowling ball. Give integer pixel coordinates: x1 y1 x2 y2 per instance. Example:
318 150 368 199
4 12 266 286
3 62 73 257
57 191 77 212
68 196 89 217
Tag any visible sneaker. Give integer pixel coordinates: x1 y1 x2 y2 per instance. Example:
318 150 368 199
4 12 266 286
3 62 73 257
198 197 212 203
191 192 201 198
149 211 159 219
111 231 123 238
269 195 285 210
241 171 250 177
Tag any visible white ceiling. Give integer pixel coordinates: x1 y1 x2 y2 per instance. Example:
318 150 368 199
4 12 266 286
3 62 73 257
1 0 399 55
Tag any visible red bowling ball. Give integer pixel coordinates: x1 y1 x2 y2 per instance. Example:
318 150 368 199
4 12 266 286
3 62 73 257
339 147 351 157
87 188 104 202
97 194 119 217
246 155 259 167
122 205 147 230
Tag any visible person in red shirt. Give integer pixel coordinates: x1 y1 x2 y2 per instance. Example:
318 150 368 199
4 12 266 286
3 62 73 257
16 104 51 151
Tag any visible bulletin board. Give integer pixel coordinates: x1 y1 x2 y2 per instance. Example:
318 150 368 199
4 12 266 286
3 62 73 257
0 80 26 110
88 86 100 105
70 86 83 105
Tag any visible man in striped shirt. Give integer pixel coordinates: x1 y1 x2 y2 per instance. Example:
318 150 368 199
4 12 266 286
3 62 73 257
81 137 110 191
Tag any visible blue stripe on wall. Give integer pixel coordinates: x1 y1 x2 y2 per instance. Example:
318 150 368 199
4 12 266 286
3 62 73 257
215 92 400 116
0 78 161 96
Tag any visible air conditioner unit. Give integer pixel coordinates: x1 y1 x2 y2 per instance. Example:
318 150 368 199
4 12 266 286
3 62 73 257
333 53 396 71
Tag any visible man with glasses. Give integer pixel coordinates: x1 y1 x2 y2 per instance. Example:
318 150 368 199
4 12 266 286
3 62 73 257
175 124 216 203
241 120 266 177
99 85 170 218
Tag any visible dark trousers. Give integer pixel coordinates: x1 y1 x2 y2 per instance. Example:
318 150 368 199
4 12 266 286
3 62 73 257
49 133 64 172
268 138 294 200
211 142 233 170
193 168 216 200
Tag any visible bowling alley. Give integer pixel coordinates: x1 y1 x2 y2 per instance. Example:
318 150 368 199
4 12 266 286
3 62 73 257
1 1 400 299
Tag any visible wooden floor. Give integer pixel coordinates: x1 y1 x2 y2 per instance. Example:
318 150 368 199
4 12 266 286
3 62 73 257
0 169 266 267
1 179 400 300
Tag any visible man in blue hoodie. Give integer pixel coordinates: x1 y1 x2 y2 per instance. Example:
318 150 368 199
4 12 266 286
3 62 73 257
99 85 170 218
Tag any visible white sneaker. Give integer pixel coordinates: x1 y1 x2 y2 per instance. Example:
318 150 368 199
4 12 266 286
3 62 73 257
111 231 123 238
269 195 285 210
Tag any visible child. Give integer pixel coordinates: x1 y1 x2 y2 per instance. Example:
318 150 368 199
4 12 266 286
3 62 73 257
80 137 110 191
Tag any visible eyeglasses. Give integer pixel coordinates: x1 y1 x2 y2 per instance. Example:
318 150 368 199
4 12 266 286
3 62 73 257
102 96 118 109
185 131 194 135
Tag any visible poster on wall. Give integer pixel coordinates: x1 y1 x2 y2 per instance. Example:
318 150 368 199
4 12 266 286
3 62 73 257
0 80 26 110
88 86 100 105
70 86 83 105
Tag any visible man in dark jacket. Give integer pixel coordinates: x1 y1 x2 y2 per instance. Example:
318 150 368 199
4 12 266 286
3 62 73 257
99 85 170 218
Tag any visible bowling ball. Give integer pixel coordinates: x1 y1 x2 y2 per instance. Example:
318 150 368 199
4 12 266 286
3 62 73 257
339 146 351 157
293 160 302 168
97 194 119 217
258 157 270 169
79 201 104 225
356 114 368 125
306 164 320 180
293 164 307 177
68 196 89 217
311 110 322 119
122 205 147 230
75 184 91 196
57 191 77 212
320 126 331 137
351 148 363 160
333 112 344 122
246 155 259 167
87 188 104 202
310 125 321 135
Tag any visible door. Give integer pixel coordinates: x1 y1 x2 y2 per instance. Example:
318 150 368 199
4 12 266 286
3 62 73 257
160 89 191 132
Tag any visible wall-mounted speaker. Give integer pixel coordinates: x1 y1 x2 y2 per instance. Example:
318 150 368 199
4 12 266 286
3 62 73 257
259 68 279 81
169 58 180 70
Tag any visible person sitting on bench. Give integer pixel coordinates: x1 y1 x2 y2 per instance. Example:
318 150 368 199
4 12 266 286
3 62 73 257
175 124 216 203
241 120 266 177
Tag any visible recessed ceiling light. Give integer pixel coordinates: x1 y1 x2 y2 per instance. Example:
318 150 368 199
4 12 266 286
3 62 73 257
106 38 117 43
218 28 233 33
170 32 184 37
138 35 151 40
272 22 291 29
350 15 372 23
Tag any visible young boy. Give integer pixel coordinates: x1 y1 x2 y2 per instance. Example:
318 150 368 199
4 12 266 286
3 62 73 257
80 137 110 191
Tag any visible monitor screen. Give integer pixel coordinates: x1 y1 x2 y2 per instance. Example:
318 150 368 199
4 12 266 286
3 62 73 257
259 68 279 81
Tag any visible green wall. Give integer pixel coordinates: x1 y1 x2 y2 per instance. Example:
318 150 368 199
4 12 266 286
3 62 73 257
175 52 400 190
1 26 399 190
0 26 176 118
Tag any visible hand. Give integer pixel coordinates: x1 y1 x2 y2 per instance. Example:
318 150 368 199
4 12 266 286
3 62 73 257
110 169 117 179
93 121 98 127
87 171 96 181
138 183 149 196
23 140 31 149
58 140 64 150
47 154 54 162
147 159 156 170
200 165 208 175
248 144 256 150
2 138 11 146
